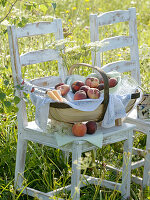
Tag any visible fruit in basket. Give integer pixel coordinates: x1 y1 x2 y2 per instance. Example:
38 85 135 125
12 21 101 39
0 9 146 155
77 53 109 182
99 78 104 84
109 78 118 88
97 83 104 91
87 88 100 99
71 80 85 93
80 85 90 94
86 121 97 134
56 84 70 96
74 90 87 100
85 77 99 88
55 82 65 89
72 123 87 137
87 73 103 82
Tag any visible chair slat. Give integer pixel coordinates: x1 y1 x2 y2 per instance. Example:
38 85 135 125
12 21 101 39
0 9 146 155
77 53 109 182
97 10 130 26
16 21 57 38
20 49 60 66
101 60 136 73
99 36 133 53
31 76 62 87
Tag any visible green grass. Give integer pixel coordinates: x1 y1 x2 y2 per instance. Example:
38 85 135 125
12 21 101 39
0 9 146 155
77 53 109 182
0 0 150 199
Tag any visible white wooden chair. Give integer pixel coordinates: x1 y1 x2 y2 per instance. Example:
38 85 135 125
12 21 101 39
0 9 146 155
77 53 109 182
7 18 136 200
90 7 150 188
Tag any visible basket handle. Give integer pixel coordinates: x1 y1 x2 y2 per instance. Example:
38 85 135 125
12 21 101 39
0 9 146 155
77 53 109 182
68 63 109 122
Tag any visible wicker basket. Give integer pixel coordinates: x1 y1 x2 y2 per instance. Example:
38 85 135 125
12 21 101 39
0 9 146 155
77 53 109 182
49 63 140 123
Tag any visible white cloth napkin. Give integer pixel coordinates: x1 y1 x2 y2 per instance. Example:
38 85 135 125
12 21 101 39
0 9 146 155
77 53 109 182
55 131 103 148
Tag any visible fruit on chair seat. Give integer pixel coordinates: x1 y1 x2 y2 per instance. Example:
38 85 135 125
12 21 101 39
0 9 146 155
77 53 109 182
72 123 87 137
86 121 97 134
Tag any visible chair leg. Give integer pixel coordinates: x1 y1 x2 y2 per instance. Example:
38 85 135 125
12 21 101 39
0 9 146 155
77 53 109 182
121 130 133 199
143 132 150 188
15 133 27 189
62 151 70 164
71 142 82 200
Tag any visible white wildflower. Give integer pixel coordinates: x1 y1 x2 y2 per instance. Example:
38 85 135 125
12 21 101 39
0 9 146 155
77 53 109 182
84 40 109 51
65 45 80 53
47 120 72 135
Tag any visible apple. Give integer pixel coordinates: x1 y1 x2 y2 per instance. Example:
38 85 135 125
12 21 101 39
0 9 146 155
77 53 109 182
99 78 104 84
97 83 104 91
55 82 65 89
109 78 118 88
74 90 87 100
79 85 90 94
87 73 103 82
86 121 97 134
71 80 85 93
56 84 70 96
85 77 99 88
87 88 100 99
72 122 87 137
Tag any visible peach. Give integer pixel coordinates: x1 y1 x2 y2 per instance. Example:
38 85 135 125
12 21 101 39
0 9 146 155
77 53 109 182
55 82 65 89
109 78 118 88
74 90 87 100
97 83 104 91
72 122 87 137
87 88 100 99
56 84 70 96
85 77 99 88
86 121 97 134
80 85 90 94
87 73 103 82
71 80 85 93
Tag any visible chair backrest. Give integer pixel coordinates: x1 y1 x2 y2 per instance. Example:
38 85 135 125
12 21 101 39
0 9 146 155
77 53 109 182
7 18 65 128
90 7 141 85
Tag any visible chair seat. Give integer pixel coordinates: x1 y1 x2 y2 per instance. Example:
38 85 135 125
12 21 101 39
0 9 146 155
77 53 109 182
26 121 136 136
23 121 135 151
125 108 150 134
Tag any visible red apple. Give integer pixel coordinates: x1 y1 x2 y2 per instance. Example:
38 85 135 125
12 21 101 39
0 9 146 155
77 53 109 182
99 78 104 84
71 81 85 93
86 121 97 134
97 83 104 91
56 84 70 96
87 88 100 99
55 82 65 89
109 78 118 88
72 123 87 137
80 85 90 94
85 77 99 88
74 90 87 100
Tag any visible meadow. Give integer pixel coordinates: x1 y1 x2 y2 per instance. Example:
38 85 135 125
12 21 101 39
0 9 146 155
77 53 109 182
0 0 150 199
